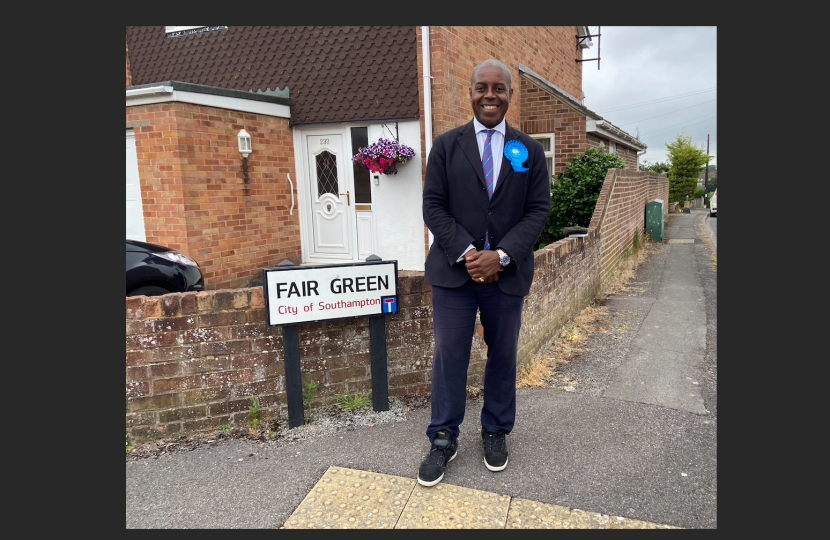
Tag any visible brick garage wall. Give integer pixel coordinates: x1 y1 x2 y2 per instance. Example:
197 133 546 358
590 169 668 284
126 102 300 290
519 75 588 177
126 170 668 441
586 134 640 171
618 146 639 171
586 133 604 151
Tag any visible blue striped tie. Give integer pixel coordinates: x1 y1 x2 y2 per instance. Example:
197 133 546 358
482 129 495 250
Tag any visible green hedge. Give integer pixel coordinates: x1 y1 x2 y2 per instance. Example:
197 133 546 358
534 147 625 250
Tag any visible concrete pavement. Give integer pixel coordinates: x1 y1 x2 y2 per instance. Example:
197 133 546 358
126 209 717 529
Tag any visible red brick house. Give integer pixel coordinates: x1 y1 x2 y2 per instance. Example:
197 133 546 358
125 26 646 291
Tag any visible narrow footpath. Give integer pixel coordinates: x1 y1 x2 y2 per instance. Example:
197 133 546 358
126 209 717 529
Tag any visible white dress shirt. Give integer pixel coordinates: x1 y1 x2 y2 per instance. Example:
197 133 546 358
458 118 507 261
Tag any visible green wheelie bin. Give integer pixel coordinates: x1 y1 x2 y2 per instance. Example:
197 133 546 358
644 199 664 242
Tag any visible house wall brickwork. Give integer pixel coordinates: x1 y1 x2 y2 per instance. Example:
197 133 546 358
519 75 588 177
426 26 585 140
586 134 640 171
518 76 643 178
126 101 300 290
126 168 669 442
618 146 639 170
586 133 604 151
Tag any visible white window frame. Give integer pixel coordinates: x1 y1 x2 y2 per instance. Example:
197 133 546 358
530 133 555 178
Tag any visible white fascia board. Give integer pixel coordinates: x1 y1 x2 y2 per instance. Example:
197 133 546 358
165 26 206 33
586 119 646 150
126 88 290 119
125 86 174 100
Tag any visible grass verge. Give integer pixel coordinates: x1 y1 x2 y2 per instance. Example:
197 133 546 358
516 237 662 388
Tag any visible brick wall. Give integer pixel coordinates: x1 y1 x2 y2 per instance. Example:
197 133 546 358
126 168 669 441
126 102 299 290
519 75 588 177
586 134 640 171
586 133 604 152
590 169 668 284
618 146 639 171
427 26 584 140
518 232 601 363
126 274 447 442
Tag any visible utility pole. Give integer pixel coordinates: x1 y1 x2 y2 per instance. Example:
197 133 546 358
704 134 710 206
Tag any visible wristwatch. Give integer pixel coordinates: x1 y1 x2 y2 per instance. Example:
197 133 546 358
496 248 511 267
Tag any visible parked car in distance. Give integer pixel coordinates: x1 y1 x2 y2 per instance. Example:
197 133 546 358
709 189 717 217
127 239 205 296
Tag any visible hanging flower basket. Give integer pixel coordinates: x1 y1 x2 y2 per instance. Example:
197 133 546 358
352 138 415 175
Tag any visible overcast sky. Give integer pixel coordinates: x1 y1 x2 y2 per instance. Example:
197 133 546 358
581 26 717 167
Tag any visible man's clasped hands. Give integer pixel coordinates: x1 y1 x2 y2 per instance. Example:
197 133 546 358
464 248 504 284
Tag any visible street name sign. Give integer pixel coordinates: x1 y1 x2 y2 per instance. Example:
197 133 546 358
262 260 398 327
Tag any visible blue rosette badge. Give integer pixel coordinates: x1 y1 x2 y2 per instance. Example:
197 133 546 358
504 140 529 172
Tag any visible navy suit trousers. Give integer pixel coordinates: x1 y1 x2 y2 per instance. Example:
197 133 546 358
427 280 525 444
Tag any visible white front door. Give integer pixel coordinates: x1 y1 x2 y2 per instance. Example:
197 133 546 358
305 133 355 260
126 129 146 241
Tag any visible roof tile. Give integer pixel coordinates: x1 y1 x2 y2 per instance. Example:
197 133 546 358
128 26 418 125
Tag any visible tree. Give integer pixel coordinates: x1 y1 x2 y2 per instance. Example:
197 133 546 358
706 176 717 193
706 164 717 173
640 160 670 174
665 134 713 203
535 146 626 249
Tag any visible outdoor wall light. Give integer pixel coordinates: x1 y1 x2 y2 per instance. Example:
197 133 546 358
238 129 252 184
238 129 252 158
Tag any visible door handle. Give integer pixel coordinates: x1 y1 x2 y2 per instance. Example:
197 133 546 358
340 191 350 206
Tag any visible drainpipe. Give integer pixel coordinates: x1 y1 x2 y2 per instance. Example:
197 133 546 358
637 148 647 171
422 26 434 248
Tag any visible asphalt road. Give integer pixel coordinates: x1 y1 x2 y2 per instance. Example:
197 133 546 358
126 210 717 529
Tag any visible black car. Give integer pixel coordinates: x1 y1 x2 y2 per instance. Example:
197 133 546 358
126 239 205 296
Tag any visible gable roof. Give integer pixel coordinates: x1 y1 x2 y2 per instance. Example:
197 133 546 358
126 26 420 125
518 63 646 151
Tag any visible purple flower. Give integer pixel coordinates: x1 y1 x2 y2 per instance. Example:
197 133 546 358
352 137 415 175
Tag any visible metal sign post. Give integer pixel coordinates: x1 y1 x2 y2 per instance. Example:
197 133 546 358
369 315 389 412
263 255 398 428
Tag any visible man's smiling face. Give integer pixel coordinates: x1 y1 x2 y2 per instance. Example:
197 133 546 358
470 65 513 128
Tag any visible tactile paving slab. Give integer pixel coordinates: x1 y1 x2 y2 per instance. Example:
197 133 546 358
281 467 682 529
507 498 681 529
281 467 415 529
396 483 511 529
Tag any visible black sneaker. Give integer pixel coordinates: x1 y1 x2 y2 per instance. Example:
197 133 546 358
417 430 458 487
482 428 509 471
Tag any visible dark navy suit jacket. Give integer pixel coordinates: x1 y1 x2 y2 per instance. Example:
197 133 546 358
423 120 551 297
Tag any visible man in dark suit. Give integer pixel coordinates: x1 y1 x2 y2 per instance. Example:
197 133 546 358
418 59 551 486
